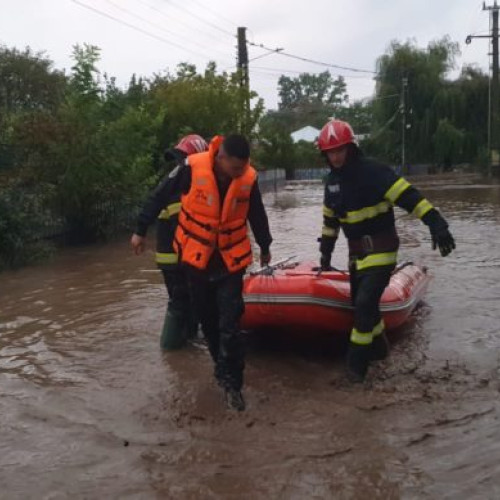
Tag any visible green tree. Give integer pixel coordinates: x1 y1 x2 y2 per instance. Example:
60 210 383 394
0 45 66 114
153 62 264 149
371 36 487 167
433 118 464 170
278 71 348 110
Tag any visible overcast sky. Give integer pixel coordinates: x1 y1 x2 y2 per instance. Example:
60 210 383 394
0 0 494 109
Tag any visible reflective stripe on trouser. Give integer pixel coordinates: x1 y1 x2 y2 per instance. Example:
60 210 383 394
156 252 179 265
350 319 385 346
322 225 339 237
350 268 392 346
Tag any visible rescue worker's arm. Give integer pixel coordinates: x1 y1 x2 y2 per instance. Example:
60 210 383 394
247 180 273 265
319 186 341 270
131 165 191 254
379 167 455 257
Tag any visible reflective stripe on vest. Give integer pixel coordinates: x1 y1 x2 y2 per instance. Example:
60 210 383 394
355 251 397 271
412 199 433 219
155 252 179 265
339 201 391 224
158 202 181 220
384 178 411 203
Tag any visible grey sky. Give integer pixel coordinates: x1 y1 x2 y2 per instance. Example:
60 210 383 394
0 0 493 109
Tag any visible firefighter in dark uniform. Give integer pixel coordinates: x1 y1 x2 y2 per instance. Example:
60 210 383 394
317 120 456 382
131 135 208 350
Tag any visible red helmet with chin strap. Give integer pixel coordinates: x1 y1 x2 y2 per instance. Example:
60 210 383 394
174 134 208 156
317 120 357 151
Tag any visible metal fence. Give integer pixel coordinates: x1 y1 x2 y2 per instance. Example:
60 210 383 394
293 168 329 181
257 168 286 192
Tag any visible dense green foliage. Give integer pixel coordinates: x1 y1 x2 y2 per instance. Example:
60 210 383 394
0 44 261 267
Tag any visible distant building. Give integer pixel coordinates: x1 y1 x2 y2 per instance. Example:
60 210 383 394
291 126 320 143
354 133 370 142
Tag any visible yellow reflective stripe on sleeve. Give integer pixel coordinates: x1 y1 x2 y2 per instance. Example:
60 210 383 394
350 328 373 346
323 205 334 217
155 252 179 264
384 178 411 203
339 201 391 224
322 226 338 237
372 319 385 337
412 199 433 219
158 202 182 220
355 252 397 271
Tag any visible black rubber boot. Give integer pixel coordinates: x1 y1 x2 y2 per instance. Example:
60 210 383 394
346 343 372 383
224 388 246 411
371 332 390 361
160 310 187 350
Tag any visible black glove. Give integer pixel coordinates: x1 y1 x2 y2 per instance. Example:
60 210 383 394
424 209 456 257
320 254 333 271
431 226 455 257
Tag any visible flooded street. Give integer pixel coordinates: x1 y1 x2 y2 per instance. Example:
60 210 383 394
2 175 500 499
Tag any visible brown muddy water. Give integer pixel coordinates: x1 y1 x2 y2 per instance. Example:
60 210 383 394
1 175 500 499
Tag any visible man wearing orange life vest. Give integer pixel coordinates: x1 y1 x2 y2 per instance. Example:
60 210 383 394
145 134 272 411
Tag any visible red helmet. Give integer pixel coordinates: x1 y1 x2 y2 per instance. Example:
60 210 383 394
317 120 357 151
174 134 208 156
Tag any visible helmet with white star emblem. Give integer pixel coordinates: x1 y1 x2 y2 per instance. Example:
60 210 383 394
317 120 357 151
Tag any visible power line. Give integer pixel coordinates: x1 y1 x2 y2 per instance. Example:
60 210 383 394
251 66 374 79
102 0 231 61
160 0 236 39
70 0 226 64
133 0 234 46
248 49 283 63
248 41 376 74
189 0 238 29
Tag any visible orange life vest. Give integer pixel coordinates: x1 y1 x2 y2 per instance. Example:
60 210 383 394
174 140 257 273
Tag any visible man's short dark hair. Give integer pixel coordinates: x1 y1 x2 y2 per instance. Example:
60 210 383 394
222 134 250 160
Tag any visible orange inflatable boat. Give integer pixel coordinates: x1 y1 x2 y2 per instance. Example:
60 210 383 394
241 260 430 334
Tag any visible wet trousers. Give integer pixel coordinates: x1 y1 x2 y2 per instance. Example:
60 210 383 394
187 270 245 391
349 265 393 345
160 268 196 349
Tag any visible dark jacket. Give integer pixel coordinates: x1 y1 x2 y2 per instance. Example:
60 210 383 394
320 151 447 263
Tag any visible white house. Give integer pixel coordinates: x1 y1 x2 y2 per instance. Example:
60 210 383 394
290 126 320 143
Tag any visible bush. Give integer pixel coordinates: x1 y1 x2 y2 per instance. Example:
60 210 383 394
0 187 54 270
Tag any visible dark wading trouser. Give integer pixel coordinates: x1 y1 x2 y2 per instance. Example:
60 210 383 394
349 262 394 346
187 270 245 391
160 269 197 350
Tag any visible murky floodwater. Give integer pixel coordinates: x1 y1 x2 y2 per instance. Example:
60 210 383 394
2 174 500 499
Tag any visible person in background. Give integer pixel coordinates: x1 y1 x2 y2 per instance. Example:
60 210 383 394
130 135 208 349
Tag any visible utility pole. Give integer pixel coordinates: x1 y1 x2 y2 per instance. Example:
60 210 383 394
400 76 408 175
466 1 500 176
237 27 250 135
